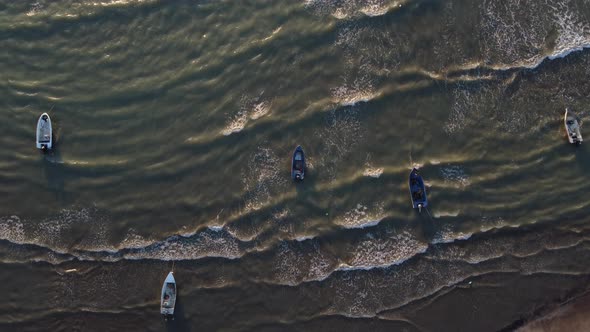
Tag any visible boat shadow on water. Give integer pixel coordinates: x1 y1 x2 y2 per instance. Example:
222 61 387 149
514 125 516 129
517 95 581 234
294 167 325 215
572 144 590 168
294 170 317 195
41 146 67 202
164 295 191 332
412 205 438 244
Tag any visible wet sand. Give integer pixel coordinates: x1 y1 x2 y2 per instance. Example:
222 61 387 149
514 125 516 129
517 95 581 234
518 292 590 332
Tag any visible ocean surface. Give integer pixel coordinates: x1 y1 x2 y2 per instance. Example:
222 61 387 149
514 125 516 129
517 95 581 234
1 0 590 331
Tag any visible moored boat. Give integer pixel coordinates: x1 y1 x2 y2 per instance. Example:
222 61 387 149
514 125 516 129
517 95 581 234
291 145 306 181
409 168 427 212
160 271 176 320
36 113 52 151
564 108 583 145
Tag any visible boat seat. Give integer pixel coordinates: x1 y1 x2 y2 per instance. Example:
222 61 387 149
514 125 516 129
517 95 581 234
295 160 303 170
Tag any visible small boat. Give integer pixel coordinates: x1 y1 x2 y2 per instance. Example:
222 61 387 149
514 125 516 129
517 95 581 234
409 168 427 212
291 145 306 181
36 113 52 151
160 271 176 320
564 108 583 144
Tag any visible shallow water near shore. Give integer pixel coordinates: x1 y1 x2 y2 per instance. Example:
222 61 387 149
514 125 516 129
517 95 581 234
2 0 590 331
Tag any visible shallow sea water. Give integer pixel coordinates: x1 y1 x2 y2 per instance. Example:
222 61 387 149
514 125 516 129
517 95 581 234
1 0 590 331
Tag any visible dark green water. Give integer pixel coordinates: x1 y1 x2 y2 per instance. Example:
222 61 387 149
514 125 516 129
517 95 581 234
2 0 590 331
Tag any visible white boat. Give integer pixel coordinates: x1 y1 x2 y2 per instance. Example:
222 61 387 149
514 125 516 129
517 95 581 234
160 271 176 319
36 113 52 150
564 108 583 144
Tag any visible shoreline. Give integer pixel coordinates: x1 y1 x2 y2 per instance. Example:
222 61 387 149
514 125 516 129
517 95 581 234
515 288 590 331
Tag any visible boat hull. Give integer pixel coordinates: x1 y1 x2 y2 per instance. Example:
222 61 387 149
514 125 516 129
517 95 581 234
409 168 428 211
36 113 52 150
160 272 176 318
564 108 583 144
291 145 306 181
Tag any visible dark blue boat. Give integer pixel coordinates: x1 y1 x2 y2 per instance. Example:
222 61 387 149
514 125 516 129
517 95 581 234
409 168 427 212
291 145 305 181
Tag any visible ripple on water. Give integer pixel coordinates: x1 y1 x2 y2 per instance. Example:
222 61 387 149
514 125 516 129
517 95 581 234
316 108 365 180
338 202 386 229
480 0 590 69
271 240 337 285
331 75 377 106
119 228 153 250
0 215 25 244
362 154 383 179
26 207 111 253
304 0 408 19
344 230 428 270
222 94 272 136
121 228 244 261
440 164 471 187
549 1 590 61
332 23 387 106
23 0 158 19
0 208 113 262
445 87 473 134
362 167 383 178
242 146 287 211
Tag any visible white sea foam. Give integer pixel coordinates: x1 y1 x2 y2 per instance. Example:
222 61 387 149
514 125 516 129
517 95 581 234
431 225 473 245
304 0 407 19
119 228 153 250
316 108 365 180
432 210 460 218
440 165 471 187
331 76 377 106
123 228 244 261
221 109 249 136
0 208 247 263
481 0 590 70
363 167 383 178
0 215 26 244
547 2 590 62
90 0 155 7
344 230 428 271
0 208 113 256
208 225 224 232
242 146 287 211
445 88 472 134
295 235 316 242
362 154 384 178
431 217 506 245
271 240 336 285
221 95 272 136
338 203 386 229
249 101 271 120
